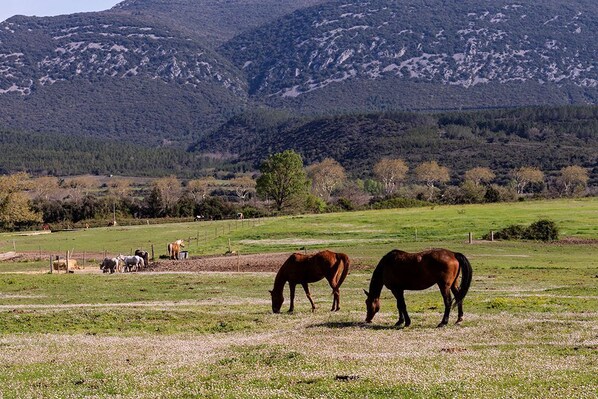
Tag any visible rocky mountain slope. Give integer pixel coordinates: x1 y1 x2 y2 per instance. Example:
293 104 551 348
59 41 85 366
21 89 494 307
0 0 596 147
110 0 327 45
223 0 597 110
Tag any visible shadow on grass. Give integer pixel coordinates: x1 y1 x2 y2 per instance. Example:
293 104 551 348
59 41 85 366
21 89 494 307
307 321 405 331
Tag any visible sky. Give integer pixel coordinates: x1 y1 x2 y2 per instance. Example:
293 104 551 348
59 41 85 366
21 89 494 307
0 0 122 22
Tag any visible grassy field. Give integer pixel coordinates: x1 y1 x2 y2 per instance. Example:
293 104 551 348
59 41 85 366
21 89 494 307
0 198 597 398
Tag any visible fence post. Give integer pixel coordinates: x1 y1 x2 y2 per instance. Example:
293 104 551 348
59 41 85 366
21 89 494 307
468 232 473 244
66 251 70 273
491 231 494 242
151 244 155 261
49 256 53 274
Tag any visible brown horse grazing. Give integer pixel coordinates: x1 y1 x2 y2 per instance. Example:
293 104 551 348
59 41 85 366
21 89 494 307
167 239 185 260
270 250 350 313
364 249 472 328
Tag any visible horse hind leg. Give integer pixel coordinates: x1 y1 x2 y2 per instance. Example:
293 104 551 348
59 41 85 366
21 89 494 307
438 285 452 328
451 286 464 323
331 289 340 312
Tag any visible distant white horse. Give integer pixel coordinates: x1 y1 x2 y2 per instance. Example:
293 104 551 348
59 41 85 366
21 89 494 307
100 257 119 274
118 255 144 272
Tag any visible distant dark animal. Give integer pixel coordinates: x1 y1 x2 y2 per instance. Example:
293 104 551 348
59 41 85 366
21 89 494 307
364 249 472 328
118 255 144 272
270 250 350 313
134 250 149 268
167 239 185 260
100 257 119 274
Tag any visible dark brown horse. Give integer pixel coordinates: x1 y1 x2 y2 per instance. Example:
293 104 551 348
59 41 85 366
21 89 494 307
270 250 350 313
364 248 472 327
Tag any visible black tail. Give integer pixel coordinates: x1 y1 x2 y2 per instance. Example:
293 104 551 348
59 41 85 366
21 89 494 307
453 253 472 306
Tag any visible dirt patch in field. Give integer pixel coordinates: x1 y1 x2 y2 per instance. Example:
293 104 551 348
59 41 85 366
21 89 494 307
145 253 289 273
145 252 371 273
6 250 372 274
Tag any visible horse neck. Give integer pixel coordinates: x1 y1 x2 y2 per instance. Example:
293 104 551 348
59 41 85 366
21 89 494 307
368 262 385 299
272 268 287 295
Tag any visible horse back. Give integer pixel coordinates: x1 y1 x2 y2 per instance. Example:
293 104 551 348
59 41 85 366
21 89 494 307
382 249 459 290
281 251 333 284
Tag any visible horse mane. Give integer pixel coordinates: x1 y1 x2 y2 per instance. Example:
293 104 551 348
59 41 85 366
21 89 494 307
367 252 390 299
272 253 298 294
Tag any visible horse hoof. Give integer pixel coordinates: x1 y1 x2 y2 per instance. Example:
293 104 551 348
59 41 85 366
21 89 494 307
456 318 463 324
437 322 447 328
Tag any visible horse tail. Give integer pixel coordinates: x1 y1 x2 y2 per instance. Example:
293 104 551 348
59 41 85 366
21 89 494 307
331 253 350 289
453 252 473 306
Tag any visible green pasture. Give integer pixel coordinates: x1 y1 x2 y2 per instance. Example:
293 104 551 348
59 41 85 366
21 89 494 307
0 198 596 258
0 198 597 398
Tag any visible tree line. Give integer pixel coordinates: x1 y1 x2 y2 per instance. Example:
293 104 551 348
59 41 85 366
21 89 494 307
0 151 591 231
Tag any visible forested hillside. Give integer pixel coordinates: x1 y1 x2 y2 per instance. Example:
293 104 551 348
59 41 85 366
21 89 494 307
1 0 597 144
0 129 228 177
0 12 247 144
194 106 598 182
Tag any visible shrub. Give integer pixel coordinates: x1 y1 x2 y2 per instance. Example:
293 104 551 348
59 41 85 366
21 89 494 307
523 219 559 241
484 219 559 241
371 197 430 210
484 224 526 240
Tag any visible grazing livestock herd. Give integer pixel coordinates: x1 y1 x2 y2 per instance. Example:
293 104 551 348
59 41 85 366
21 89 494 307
271 248 473 327
99 245 164 273
98 239 472 328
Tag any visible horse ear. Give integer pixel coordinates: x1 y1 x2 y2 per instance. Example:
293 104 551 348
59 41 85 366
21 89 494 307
363 289 369 297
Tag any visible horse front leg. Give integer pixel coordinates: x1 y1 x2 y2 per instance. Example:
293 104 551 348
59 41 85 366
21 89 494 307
302 283 317 312
438 285 452 327
391 289 410 328
451 286 464 324
288 283 296 313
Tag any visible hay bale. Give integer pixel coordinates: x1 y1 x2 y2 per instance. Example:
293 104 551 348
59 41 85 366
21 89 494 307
52 259 78 271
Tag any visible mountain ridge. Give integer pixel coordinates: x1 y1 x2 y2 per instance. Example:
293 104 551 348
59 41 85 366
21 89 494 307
0 0 597 148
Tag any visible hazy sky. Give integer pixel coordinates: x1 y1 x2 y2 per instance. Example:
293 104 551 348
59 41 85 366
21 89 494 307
1 0 122 22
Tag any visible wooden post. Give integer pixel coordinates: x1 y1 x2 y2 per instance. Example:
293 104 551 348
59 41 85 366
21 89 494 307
415 228 418 241
49 256 53 274
468 232 473 244
491 231 494 242
13 240 16 251
151 244 155 261
237 253 240 273
83 252 86 267
66 251 70 273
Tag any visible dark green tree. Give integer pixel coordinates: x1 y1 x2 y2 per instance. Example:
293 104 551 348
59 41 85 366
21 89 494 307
256 150 309 211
